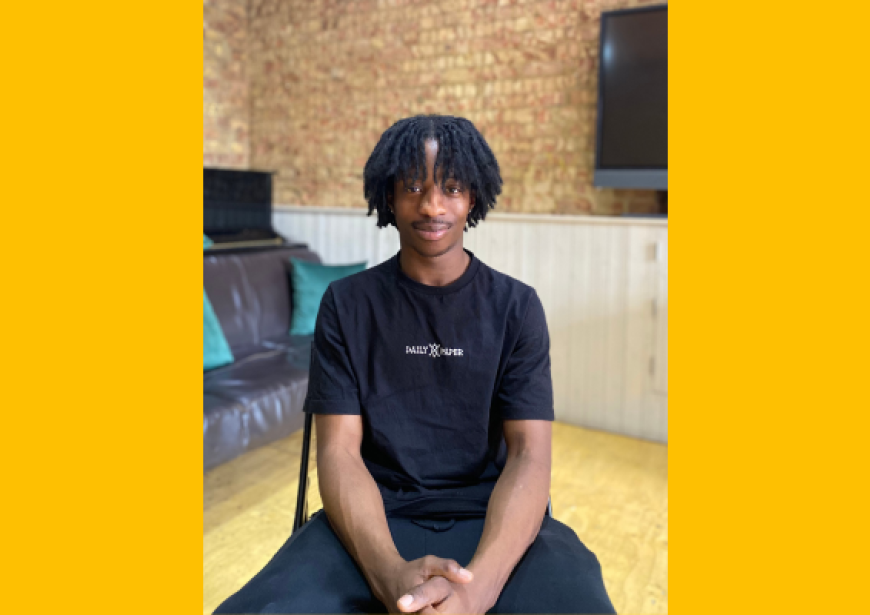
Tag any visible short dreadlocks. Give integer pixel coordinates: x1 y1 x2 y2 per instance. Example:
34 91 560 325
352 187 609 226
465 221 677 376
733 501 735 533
363 115 503 231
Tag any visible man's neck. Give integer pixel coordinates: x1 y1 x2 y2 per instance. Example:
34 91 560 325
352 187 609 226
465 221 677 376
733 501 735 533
398 243 471 287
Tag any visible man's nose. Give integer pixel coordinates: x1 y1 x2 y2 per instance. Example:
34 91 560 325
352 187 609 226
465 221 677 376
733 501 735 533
420 185 446 217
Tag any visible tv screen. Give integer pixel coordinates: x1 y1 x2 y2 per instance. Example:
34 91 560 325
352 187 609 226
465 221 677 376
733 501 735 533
594 5 668 190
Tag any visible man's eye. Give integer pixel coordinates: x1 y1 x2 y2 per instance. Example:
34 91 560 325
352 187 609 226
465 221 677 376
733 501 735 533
446 185 462 194
406 186 421 193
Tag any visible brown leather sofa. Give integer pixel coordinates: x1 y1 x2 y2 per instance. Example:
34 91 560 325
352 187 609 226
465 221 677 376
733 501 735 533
204 246 320 471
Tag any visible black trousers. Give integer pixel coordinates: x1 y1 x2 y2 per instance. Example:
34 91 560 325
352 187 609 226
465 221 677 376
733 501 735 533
214 510 616 614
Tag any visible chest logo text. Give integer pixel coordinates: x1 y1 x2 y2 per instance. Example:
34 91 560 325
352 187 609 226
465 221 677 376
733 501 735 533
406 344 464 358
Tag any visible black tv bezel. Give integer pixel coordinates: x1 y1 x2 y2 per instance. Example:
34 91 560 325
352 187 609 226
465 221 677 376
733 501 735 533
593 3 668 190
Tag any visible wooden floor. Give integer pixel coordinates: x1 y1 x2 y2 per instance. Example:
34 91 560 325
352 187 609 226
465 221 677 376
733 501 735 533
204 422 668 614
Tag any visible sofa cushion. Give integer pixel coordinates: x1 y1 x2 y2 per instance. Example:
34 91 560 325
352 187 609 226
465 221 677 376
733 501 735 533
203 247 320 360
203 334 314 471
204 394 247 470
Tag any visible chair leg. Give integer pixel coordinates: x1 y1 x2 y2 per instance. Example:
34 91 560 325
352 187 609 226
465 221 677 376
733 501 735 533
292 412 313 534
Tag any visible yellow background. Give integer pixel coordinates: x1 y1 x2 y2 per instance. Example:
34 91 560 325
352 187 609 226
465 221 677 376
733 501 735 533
2 1 868 613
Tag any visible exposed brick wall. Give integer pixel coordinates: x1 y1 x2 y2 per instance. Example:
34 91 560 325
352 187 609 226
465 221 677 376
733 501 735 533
204 0 250 168
210 0 663 215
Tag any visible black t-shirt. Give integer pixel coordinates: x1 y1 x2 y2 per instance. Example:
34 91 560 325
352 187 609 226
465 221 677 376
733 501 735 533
303 248 554 519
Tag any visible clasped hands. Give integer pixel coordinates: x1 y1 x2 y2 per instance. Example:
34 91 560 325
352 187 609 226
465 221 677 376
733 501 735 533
380 555 492 614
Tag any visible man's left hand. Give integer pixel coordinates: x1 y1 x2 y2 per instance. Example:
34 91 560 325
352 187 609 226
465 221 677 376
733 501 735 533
398 578 492 614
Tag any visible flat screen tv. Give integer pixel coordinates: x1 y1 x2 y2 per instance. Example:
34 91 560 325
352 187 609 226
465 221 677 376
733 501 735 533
594 4 667 190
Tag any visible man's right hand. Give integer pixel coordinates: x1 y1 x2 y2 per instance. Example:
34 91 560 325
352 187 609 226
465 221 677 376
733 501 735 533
375 555 474 613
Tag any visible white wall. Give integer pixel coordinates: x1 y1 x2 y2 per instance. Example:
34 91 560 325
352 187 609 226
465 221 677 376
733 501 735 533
274 205 668 443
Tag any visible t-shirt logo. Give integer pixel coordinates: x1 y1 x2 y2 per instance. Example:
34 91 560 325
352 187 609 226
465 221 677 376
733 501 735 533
405 343 464 358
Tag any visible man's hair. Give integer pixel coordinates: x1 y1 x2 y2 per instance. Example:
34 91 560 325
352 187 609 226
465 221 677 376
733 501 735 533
363 115 503 231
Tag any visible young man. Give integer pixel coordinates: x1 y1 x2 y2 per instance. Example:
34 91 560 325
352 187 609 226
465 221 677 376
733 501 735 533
214 115 616 614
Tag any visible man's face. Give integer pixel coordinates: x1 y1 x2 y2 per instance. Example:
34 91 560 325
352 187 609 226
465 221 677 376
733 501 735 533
389 139 475 258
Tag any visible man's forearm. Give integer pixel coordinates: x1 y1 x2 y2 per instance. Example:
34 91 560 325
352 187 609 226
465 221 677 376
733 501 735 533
465 451 551 610
318 445 404 602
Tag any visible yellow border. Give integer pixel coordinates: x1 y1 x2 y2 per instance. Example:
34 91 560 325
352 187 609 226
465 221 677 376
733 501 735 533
5 0 867 612
3 1 200 612
673 1 870 612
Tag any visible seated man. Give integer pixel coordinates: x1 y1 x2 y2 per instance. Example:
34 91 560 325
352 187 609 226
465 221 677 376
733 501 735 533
214 115 616 614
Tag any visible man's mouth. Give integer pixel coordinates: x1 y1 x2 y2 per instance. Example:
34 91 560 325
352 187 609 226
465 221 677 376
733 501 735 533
413 223 450 241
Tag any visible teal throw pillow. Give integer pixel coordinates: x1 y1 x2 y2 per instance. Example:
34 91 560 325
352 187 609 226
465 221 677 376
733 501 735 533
203 233 233 370
204 289 234 370
289 258 367 335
